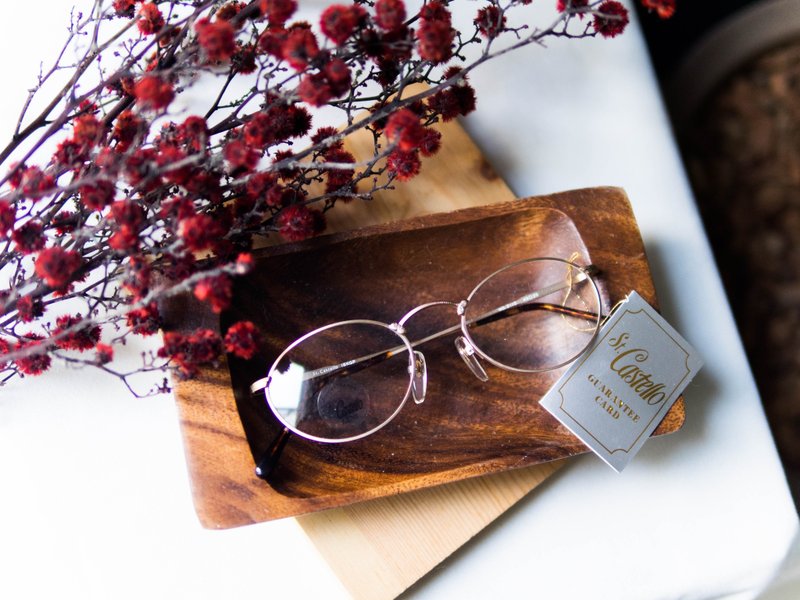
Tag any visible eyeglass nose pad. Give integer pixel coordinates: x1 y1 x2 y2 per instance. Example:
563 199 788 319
410 351 427 404
455 336 489 382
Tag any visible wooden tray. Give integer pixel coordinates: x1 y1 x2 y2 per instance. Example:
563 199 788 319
164 188 684 528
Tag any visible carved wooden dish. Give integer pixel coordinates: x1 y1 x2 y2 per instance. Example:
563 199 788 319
164 188 684 528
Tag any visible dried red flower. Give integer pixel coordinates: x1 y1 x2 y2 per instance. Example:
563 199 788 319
0 337 10 369
224 321 261 359
137 3 165 36
79 181 116 211
375 0 406 31
324 148 356 195
297 72 334 107
12 221 45 255
419 127 442 157
17 166 55 198
133 75 175 110
260 0 298 26
127 303 160 336
323 57 352 96
111 200 146 234
112 110 145 151
276 204 325 241
113 0 137 17
195 17 237 62
178 213 224 252
34 247 83 290
475 6 506 39
417 1 454 64
176 115 209 154
94 343 114 365
0 200 15 236
233 43 258 73
193 275 233 313
384 109 425 152
217 2 245 21
320 5 363 46
427 82 476 121
15 334 51 376
224 139 261 173
593 1 629 38
641 0 675 19
16 296 45 323
54 314 101 352
73 114 103 148
386 149 421 181
283 26 320 70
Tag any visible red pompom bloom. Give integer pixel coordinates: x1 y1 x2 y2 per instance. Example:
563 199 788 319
427 82 476 121
0 337 10 369
224 321 261 359
419 127 442 157
34 247 83 290
80 181 116 211
127 303 160 336
193 275 233 313
260 0 297 26
15 296 44 323
297 72 333 107
18 166 55 198
387 149 421 181
178 213 223 252
133 75 174 110
593 1 629 38
224 139 261 173
113 0 137 16
277 204 325 241
641 0 675 19
137 3 165 35
94 343 114 365
12 221 45 255
375 0 406 31
417 1 454 64
0 200 15 236
283 26 320 70
15 335 51 376
195 17 237 62
54 314 101 352
73 114 103 148
320 5 362 45
111 200 146 233
474 5 506 38
217 2 245 21
384 109 426 152
113 110 145 150
243 112 276 148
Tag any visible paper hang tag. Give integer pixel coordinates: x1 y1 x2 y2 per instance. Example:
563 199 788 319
539 291 703 472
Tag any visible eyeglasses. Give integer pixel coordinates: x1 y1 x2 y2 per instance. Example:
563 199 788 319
249 256 603 479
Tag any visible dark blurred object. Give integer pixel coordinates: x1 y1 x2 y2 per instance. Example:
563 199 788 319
635 1 758 80
638 0 800 508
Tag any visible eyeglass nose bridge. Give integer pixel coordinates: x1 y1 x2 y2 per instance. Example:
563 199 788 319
454 336 489 382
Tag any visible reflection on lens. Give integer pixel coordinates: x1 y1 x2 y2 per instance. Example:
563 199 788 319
462 258 601 372
264 320 414 442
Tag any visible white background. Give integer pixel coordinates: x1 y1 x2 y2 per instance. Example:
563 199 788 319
0 2 797 599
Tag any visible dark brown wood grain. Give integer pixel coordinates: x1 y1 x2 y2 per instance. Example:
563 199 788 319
163 187 684 528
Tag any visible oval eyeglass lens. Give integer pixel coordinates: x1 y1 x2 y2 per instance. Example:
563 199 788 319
463 258 601 372
264 321 413 442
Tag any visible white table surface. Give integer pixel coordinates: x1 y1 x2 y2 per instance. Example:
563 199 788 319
1 2 797 599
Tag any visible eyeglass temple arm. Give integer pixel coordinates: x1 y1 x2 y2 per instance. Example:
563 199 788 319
249 266 601 393
255 426 291 480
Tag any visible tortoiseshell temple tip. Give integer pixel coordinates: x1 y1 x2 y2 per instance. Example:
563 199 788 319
255 427 291 480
